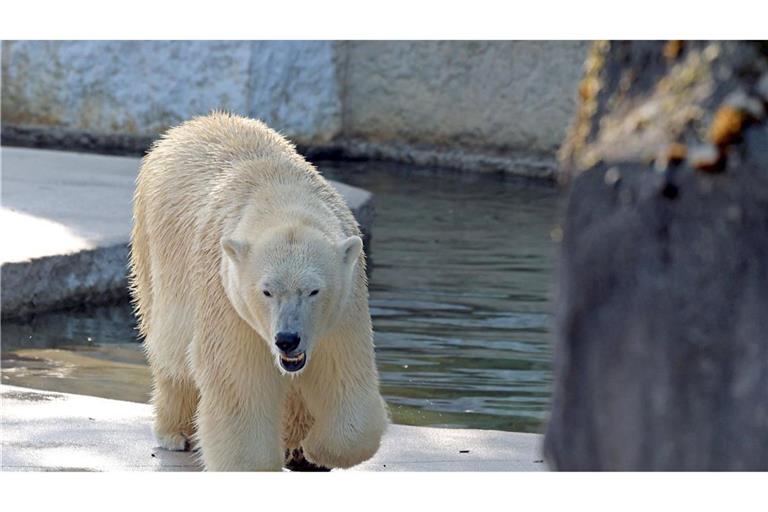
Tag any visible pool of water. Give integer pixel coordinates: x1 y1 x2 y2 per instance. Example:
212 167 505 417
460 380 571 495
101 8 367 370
1 161 561 433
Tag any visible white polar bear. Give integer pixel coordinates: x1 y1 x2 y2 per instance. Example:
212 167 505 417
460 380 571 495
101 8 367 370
129 112 388 471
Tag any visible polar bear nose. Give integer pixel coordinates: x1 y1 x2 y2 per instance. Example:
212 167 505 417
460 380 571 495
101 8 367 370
275 332 301 353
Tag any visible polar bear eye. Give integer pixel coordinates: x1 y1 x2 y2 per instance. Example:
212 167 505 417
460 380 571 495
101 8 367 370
263 290 272 298
309 289 320 297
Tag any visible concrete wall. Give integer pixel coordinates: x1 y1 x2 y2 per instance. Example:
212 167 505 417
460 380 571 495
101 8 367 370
2 41 589 168
1 41 342 145
342 41 589 155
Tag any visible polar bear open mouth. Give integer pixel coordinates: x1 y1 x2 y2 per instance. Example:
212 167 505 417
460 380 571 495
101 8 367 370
279 351 306 372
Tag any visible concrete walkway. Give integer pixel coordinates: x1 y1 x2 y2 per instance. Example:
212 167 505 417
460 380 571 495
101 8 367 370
1 385 547 472
0 147 374 318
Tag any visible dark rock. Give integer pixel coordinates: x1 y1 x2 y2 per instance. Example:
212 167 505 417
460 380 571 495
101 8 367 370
546 41 768 470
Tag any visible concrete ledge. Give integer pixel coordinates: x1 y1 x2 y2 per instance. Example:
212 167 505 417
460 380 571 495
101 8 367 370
2 126 558 179
0 147 374 319
340 138 557 180
0 385 546 472
0 124 345 161
1 244 129 319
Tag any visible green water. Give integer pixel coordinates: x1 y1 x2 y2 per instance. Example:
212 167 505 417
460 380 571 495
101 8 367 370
1 161 561 433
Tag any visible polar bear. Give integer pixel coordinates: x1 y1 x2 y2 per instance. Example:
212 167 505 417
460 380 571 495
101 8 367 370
129 112 388 471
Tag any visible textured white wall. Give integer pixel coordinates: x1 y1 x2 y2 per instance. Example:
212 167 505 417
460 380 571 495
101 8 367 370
248 41 342 143
342 41 590 154
1 41 588 156
1 41 342 144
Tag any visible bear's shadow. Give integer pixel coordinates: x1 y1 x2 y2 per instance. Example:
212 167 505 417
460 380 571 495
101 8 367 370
284 447 331 472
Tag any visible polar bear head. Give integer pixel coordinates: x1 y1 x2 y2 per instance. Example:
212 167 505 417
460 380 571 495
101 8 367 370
221 223 363 374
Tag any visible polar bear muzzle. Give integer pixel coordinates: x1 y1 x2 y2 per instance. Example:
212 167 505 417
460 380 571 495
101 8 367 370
279 350 307 372
276 331 306 372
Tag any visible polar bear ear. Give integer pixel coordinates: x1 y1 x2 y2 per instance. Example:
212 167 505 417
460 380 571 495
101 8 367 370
339 235 363 269
221 238 249 263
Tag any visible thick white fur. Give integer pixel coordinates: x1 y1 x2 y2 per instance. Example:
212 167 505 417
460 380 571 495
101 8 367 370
129 112 388 471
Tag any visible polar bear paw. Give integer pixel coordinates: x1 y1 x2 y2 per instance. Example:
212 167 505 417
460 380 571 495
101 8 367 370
156 431 191 451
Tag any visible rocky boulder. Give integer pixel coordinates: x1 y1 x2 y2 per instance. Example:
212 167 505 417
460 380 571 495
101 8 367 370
545 41 768 470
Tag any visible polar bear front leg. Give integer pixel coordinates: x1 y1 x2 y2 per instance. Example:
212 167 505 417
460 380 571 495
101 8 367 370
196 380 285 471
152 374 198 451
192 326 287 469
299 348 388 469
190 297 289 471
301 384 388 469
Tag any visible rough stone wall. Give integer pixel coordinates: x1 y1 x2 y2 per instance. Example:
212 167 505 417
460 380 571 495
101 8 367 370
545 41 768 470
2 40 588 168
342 41 590 155
248 41 342 144
1 41 342 145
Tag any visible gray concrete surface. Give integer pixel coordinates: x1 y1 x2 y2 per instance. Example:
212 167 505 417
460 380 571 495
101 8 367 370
1 41 341 146
0 147 374 318
344 41 589 155
2 41 588 177
0 385 546 471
